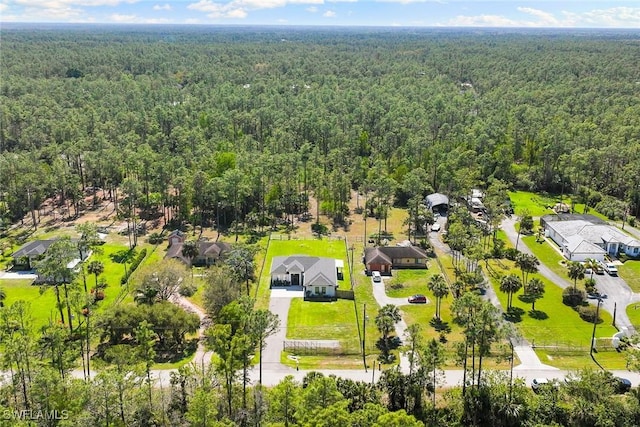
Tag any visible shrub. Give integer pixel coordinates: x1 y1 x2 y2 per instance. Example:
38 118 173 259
562 287 586 307
120 248 148 285
584 278 597 294
311 222 328 236
504 248 520 261
147 232 164 245
578 305 600 323
179 282 197 297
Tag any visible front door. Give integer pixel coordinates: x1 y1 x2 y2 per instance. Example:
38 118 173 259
291 274 300 286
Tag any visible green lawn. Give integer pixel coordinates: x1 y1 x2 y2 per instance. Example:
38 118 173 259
487 258 623 369
0 279 60 330
509 191 562 218
0 240 160 330
618 260 640 293
626 302 640 329
385 269 440 298
522 235 573 280
287 299 360 352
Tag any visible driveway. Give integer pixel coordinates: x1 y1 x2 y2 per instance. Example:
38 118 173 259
430 217 557 370
501 216 637 335
0 270 38 280
262 287 303 373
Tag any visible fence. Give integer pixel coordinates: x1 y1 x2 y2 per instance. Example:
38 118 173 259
283 339 376 356
269 233 346 241
531 338 618 353
336 289 355 300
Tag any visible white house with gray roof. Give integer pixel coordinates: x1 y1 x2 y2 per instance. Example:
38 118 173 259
270 255 340 300
542 214 640 262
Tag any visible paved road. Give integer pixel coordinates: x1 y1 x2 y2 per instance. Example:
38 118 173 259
262 287 303 375
428 220 556 370
371 275 414 371
501 216 637 335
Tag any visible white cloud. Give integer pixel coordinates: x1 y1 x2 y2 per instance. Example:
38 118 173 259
443 7 640 28
376 0 440 3
110 13 136 21
110 13 170 23
443 14 520 27
517 7 559 26
0 3 7 11
306 6 317 12
323 9 334 17
188 0 328 19
153 3 171 10
13 0 138 7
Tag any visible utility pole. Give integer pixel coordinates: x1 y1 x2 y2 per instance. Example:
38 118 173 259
590 298 602 356
349 244 355 289
363 303 367 372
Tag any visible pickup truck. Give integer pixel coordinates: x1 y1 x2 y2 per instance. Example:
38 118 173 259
602 262 618 276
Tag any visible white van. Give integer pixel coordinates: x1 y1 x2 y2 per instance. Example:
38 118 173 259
372 271 382 282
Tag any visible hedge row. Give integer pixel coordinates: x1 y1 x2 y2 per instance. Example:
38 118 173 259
120 248 148 285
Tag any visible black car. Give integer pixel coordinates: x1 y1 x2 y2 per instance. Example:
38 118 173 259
613 377 632 393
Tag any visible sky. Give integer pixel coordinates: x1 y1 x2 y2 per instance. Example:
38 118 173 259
1 0 640 28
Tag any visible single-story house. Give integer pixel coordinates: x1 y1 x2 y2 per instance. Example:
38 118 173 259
363 245 428 274
12 240 58 270
425 193 449 212
542 214 640 262
165 230 231 266
270 255 339 300
12 239 90 270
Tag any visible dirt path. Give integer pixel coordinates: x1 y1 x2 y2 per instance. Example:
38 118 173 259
169 294 214 369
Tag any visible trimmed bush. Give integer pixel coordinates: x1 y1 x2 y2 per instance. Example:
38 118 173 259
120 248 148 285
562 287 586 307
504 248 520 261
147 232 164 245
578 305 600 323
179 282 197 297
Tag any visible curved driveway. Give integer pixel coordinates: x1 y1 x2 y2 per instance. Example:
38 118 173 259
501 216 638 335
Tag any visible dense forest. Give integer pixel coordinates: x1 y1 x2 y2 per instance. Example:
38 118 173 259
2 25 640 426
1 26 640 233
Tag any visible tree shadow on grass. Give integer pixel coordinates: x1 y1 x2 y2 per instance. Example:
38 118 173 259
528 310 549 320
503 307 525 323
429 318 451 333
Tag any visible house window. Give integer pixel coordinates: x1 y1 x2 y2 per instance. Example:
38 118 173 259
635 248 639 254
315 287 319 294
321 287 326 294
416 259 424 264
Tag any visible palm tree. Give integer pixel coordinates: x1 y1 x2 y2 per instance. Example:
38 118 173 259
428 274 449 320
500 274 522 310
181 240 199 279
524 278 545 311
87 260 104 290
0 287 5 307
515 253 539 285
567 261 585 289
584 258 599 280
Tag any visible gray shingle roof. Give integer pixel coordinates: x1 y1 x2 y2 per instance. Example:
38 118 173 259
270 256 337 287
364 246 428 265
12 240 58 258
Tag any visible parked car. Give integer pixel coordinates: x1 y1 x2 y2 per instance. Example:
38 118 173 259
408 294 427 304
593 264 604 274
602 262 618 276
431 223 441 232
613 377 632 393
531 378 550 392
372 271 382 283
